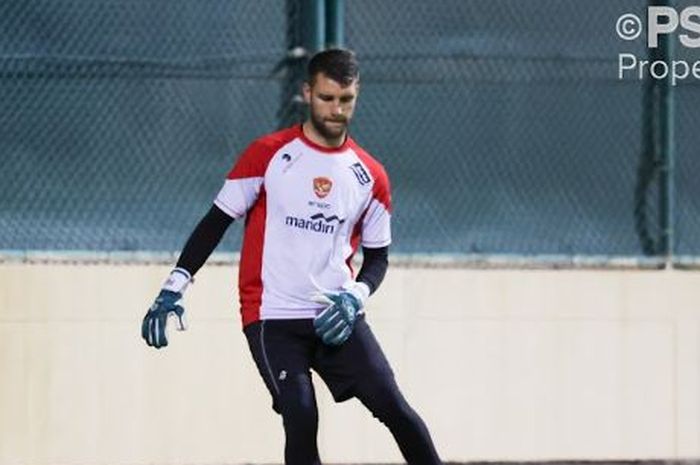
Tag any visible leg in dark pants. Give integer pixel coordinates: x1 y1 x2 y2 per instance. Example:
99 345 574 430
315 317 443 465
244 320 322 465
354 375 442 465
279 373 321 465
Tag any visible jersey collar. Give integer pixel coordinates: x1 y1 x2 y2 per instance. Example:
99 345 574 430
298 124 351 154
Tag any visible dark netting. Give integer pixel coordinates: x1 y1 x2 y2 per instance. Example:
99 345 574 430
0 0 286 252
346 0 653 256
672 0 700 261
674 84 700 259
0 0 688 264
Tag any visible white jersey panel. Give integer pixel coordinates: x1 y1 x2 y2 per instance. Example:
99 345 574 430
214 177 264 219
361 198 391 248
258 140 377 320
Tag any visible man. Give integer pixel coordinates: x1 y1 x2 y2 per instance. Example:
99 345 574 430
142 48 442 465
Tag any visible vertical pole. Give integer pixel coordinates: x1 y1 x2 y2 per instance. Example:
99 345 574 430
279 0 326 128
303 0 325 54
279 0 303 128
650 0 675 261
325 0 344 48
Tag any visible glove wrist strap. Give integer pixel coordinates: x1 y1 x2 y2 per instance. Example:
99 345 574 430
343 281 370 306
162 268 192 293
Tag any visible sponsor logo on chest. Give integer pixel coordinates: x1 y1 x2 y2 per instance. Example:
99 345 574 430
285 213 344 235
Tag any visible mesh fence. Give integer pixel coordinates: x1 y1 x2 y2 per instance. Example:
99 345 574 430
672 0 700 262
0 0 694 265
0 0 286 252
345 0 653 257
676 86 700 259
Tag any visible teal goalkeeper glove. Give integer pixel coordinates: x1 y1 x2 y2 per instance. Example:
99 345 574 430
311 282 369 346
142 269 191 349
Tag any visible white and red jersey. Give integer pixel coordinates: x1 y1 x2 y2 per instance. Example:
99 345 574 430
214 125 392 326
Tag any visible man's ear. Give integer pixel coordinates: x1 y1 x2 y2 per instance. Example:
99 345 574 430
302 81 311 104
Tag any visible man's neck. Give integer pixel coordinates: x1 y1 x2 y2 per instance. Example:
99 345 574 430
302 121 346 148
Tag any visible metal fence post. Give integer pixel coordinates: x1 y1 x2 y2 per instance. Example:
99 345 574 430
651 0 676 262
304 0 325 54
637 0 676 262
278 0 326 128
325 0 344 48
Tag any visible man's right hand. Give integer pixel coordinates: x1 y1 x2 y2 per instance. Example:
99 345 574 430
141 290 188 349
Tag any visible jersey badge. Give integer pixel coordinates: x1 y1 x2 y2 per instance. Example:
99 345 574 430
313 177 333 198
349 162 371 186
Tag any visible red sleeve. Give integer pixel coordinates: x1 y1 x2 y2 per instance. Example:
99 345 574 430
226 126 301 180
227 139 276 180
350 140 393 212
369 162 392 213
215 127 299 219
349 141 393 248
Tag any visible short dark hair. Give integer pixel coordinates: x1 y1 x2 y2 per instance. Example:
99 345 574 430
307 48 359 86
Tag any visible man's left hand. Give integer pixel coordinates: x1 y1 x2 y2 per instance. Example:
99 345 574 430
311 290 363 346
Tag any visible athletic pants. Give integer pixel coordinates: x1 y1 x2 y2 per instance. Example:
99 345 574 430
244 316 442 465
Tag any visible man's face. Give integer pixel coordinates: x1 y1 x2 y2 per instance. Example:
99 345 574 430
304 72 359 141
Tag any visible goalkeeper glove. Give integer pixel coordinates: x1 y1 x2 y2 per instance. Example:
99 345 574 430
142 268 191 349
310 281 369 346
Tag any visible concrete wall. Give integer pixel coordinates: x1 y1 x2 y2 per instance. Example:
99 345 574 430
0 263 699 464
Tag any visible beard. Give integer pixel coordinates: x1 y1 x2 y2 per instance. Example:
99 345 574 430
309 109 349 141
